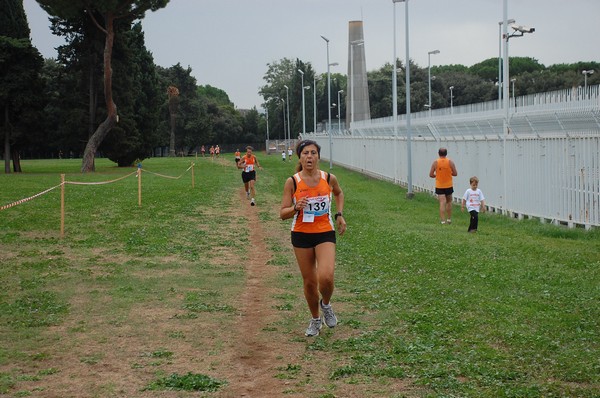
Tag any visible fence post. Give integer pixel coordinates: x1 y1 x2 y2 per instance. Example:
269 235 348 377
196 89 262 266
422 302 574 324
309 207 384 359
191 162 195 189
60 174 65 238
137 163 142 207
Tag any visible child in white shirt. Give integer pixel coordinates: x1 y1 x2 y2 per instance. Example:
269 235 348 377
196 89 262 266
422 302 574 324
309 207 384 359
461 176 486 232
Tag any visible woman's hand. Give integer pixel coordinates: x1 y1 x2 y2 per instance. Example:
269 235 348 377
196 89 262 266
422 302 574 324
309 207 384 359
295 195 308 211
336 216 346 236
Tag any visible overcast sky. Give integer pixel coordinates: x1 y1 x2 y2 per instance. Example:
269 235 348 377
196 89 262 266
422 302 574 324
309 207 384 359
23 0 600 110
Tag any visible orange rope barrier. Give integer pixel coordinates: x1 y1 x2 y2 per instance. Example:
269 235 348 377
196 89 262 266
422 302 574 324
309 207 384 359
0 183 64 211
65 170 137 185
141 163 194 180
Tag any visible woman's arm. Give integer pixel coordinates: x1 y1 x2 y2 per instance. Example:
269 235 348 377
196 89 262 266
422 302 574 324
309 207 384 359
280 177 298 220
330 174 347 236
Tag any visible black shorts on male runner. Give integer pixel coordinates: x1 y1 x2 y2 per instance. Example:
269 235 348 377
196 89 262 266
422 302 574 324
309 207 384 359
435 187 454 196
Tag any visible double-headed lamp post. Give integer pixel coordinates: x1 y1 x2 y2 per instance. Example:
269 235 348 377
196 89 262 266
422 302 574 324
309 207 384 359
298 69 306 136
427 49 440 116
502 0 535 214
321 35 334 169
498 18 515 108
582 69 594 91
337 90 344 132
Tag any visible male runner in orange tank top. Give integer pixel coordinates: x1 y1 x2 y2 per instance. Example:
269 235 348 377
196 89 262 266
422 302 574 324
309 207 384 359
429 147 458 224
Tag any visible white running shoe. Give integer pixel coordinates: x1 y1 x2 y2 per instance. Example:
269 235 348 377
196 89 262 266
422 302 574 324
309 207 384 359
305 318 322 337
250 198 255 206
320 300 338 328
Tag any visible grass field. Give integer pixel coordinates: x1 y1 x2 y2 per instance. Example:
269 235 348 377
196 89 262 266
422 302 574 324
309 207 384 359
1 155 599 397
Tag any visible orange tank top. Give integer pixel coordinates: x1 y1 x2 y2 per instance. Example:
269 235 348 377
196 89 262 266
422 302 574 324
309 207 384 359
291 171 334 233
243 155 256 172
435 157 453 189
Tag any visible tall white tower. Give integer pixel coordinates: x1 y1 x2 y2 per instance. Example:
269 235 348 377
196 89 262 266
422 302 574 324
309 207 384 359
346 20 371 126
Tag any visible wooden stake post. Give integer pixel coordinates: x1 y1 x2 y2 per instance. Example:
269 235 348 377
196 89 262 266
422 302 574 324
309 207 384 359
137 163 142 207
60 174 65 238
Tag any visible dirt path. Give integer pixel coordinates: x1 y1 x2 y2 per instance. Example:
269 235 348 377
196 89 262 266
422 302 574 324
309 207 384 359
218 188 292 397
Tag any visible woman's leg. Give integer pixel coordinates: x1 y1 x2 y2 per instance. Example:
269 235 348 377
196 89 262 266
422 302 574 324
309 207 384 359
248 179 256 198
314 242 336 305
293 247 319 318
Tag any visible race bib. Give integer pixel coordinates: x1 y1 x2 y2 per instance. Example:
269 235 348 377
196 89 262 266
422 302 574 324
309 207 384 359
244 164 254 172
302 195 330 223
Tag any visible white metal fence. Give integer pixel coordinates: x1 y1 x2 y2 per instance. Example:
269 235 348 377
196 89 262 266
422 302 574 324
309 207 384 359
302 85 600 229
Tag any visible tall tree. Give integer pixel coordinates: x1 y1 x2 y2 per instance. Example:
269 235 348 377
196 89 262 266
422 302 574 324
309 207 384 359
1 0 45 173
167 85 179 156
157 64 207 154
101 22 162 165
36 0 169 172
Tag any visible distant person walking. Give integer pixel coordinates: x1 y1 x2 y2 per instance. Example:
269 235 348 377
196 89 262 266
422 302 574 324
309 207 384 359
288 147 293 162
201 145 206 157
282 150 287 161
238 146 262 206
429 147 458 224
461 176 486 232
209 145 215 159
280 140 346 337
234 149 241 165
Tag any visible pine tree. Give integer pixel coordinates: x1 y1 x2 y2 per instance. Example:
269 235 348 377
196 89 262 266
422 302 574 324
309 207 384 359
0 0 45 172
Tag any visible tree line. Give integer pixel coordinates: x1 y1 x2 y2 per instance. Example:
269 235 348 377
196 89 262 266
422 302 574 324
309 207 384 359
2 0 597 173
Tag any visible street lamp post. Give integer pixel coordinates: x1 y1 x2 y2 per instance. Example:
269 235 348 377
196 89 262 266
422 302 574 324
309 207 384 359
498 18 515 108
280 98 285 141
283 84 290 145
428 49 440 117
403 0 414 198
321 35 333 169
510 78 516 110
313 76 319 133
391 0 412 196
337 90 344 132
449 86 454 113
265 106 269 153
392 0 401 184
582 69 594 91
350 39 364 129
298 69 306 136
502 0 535 214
